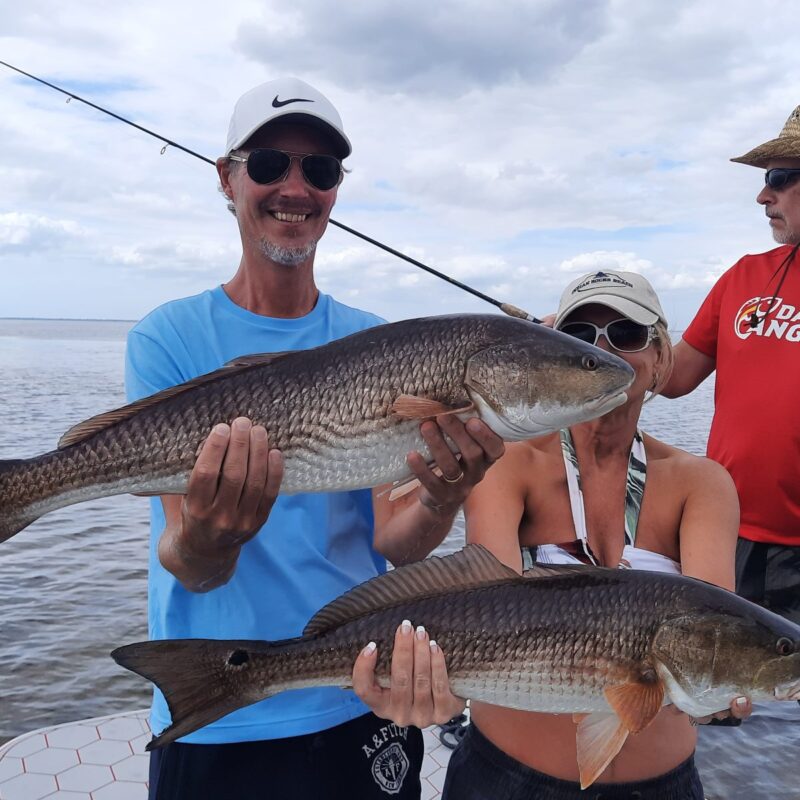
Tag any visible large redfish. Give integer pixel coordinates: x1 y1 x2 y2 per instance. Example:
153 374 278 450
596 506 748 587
112 545 800 789
0 314 632 541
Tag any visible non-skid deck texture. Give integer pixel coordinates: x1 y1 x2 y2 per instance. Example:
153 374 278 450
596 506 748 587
0 711 454 800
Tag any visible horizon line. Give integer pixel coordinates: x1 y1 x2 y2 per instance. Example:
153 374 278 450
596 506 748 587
0 316 136 323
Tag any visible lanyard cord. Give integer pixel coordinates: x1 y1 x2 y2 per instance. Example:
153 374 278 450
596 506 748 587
749 242 800 329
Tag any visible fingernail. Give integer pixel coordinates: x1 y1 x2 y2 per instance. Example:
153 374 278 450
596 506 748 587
736 697 747 708
233 417 251 430
429 640 438 652
213 423 230 436
400 619 412 635
363 642 376 656
252 426 267 440
416 625 426 640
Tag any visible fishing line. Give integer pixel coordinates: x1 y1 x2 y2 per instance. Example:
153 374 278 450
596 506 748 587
1 60 539 323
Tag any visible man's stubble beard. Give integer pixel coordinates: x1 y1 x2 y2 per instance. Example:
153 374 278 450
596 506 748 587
258 237 318 266
772 226 800 246
769 192 800 245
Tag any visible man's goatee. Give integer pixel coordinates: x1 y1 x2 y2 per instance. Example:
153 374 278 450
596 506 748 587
259 239 318 266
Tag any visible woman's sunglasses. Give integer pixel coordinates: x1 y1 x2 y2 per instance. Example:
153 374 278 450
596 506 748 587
228 148 343 191
558 318 655 353
764 168 800 191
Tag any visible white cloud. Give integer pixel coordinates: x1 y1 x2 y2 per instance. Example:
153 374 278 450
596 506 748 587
0 212 83 251
0 0 794 328
656 261 729 289
235 0 609 95
559 251 654 274
109 240 241 277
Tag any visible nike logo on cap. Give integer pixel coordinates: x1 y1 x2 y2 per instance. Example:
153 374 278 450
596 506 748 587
272 95 313 108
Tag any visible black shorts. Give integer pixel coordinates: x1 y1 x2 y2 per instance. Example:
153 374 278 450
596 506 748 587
442 722 703 800
735 538 800 624
148 712 424 800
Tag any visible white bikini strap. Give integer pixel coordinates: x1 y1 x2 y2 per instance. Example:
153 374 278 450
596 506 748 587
559 428 647 559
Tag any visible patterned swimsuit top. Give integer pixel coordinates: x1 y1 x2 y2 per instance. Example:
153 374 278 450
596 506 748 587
521 428 681 574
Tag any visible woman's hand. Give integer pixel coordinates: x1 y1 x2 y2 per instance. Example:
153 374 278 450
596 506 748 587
352 620 465 728
691 695 752 726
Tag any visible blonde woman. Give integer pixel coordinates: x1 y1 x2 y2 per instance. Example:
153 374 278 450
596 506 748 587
355 270 751 800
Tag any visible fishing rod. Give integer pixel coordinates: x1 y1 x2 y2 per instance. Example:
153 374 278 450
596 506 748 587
1 60 539 323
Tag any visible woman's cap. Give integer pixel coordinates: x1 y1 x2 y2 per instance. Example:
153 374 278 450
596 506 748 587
555 270 667 328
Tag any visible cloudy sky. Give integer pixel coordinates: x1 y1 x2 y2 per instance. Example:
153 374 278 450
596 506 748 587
1 0 798 328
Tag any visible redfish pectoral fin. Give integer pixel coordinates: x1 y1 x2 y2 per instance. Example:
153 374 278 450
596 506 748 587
387 478 422 501
390 395 473 420
604 677 665 734
575 712 629 790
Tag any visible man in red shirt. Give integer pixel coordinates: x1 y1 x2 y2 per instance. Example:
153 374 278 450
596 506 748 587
663 106 800 624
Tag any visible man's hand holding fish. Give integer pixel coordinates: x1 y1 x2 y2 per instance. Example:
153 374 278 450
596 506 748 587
159 411 503 592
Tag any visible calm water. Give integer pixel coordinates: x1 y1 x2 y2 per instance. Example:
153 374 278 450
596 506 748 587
0 318 796 798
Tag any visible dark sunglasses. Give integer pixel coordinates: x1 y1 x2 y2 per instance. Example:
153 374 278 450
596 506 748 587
228 148 343 191
765 168 800 191
558 318 655 353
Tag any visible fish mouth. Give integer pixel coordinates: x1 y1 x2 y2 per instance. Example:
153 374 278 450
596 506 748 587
585 389 629 414
529 388 630 432
488 389 630 439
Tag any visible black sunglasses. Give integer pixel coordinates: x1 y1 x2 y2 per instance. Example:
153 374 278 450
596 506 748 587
765 168 800 191
558 318 655 353
228 148 343 191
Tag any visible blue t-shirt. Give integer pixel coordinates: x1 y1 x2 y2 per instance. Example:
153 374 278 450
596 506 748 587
125 286 387 743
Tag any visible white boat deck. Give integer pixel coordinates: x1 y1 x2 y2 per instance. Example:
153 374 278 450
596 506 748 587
0 711 454 800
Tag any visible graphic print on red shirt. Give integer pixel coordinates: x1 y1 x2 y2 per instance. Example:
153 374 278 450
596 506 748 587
682 245 800 546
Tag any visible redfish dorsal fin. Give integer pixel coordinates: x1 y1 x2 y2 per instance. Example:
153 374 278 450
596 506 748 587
303 544 518 637
222 352 292 367
56 356 286 450
522 563 599 579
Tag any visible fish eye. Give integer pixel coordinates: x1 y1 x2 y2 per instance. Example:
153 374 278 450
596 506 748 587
581 355 598 371
776 637 794 656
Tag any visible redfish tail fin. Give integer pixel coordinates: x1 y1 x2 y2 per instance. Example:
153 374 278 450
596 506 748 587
112 639 275 749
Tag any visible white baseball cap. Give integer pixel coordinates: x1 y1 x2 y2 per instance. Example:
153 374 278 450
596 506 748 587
224 77 351 159
554 270 668 328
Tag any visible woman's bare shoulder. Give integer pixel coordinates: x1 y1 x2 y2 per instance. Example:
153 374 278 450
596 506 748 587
469 433 559 504
642 434 735 486
499 433 558 466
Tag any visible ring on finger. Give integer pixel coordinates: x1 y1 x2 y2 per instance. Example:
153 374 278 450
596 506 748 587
442 470 464 484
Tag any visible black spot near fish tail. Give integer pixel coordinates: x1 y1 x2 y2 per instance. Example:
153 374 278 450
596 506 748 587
228 649 249 667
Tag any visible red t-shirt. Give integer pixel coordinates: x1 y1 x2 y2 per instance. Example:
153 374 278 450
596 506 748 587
683 245 800 546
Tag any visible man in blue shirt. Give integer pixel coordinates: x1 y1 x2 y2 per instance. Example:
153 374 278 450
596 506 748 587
126 77 503 800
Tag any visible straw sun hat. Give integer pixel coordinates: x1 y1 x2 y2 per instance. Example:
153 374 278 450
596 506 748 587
731 105 800 168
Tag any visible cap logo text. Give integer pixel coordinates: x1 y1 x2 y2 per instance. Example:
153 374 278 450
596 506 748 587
573 271 634 294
